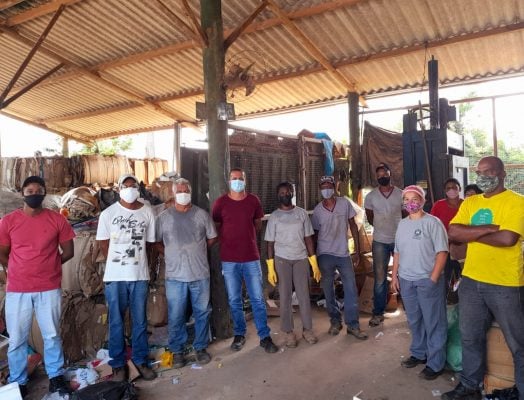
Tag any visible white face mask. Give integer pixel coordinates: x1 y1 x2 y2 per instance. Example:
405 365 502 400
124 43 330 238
175 192 191 206
119 187 139 203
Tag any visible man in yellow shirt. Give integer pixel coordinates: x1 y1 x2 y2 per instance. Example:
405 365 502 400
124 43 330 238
442 156 524 400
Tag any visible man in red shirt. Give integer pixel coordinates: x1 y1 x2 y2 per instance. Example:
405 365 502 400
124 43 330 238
212 168 278 353
0 176 75 398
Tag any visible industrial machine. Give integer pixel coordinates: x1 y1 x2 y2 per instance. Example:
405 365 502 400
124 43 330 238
402 57 469 206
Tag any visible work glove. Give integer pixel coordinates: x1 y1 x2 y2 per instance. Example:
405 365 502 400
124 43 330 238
266 259 277 286
308 255 321 283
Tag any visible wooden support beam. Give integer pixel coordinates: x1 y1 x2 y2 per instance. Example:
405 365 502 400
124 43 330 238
0 0 24 12
0 5 65 104
266 0 366 106
348 92 360 201
2 0 82 26
1 63 64 109
154 0 204 47
224 0 268 50
88 123 175 140
182 0 208 47
41 102 138 123
0 23 199 128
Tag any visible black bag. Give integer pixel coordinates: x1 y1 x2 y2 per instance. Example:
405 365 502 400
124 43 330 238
71 381 137 400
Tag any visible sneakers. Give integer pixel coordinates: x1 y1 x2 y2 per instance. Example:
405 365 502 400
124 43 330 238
173 353 186 368
111 366 127 382
369 314 385 327
285 332 298 348
260 336 278 353
230 335 246 351
419 366 443 380
441 383 482 400
328 320 343 336
195 349 212 365
49 375 72 395
136 364 156 381
401 356 427 368
302 329 318 344
346 326 368 340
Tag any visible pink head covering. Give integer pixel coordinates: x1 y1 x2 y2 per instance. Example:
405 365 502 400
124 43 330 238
402 185 426 201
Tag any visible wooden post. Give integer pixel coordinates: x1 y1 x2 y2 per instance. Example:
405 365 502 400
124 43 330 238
348 92 360 201
173 122 181 173
200 0 232 339
492 98 498 157
62 137 69 157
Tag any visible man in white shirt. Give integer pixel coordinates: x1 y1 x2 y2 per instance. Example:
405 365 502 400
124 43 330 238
364 163 404 327
96 174 156 382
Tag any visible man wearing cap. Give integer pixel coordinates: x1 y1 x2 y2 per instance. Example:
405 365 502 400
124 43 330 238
442 156 524 400
0 176 75 398
96 174 156 381
364 163 405 327
212 168 278 354
156 178 218 368
312 175 368 339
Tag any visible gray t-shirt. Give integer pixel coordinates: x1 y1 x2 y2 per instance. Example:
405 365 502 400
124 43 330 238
264 206 314 260
156 206 217 282
311 196 357 257
394 214 449 281
364 186 403 243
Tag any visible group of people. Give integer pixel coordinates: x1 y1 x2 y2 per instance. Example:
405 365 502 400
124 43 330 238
0 155 522 400
365 157 523 400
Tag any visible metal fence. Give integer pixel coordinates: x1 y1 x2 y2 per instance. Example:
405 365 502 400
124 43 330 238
468 164 524 195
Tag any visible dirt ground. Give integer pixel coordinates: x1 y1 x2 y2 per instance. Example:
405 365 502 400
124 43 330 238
24 306 459 400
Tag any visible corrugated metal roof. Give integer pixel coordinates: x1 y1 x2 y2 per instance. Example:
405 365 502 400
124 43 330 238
0 0 522 142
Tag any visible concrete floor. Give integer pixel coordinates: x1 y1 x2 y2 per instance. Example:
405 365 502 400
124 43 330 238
25 306 459 400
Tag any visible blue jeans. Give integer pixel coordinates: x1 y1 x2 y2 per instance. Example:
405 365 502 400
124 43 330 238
371 241 395 316
105 281 149 368
399 277 447 371
318 254 360 329
458 277 524 394
6 289 64 385
165 278 211 353
221 261 270 339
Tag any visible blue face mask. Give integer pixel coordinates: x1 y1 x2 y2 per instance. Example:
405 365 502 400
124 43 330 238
230 179 246 193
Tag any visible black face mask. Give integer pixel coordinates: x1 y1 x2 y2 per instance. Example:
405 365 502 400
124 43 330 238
24 194 45 209
278 194 293 206
377 177 391 186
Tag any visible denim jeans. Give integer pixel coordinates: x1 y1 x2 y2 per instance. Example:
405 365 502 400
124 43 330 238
371 241 395 316
318 254 360 329
105 281 149 368
399 277 447 372
458 277 524 395
165 278 211 353
6 289 64 385
221 260 270 339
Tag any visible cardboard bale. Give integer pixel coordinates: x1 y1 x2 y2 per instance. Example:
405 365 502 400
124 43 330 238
358 275 374 314
147 285 167 327
486 324 515 382
484 374 516 395
79 239 106 297
62 231 97 292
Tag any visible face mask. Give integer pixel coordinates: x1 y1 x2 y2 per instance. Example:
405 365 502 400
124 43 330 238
230 179 245 193
24 194 45 209
321 188 334 199
175 192 191 206
476 175 499 193
446 189 460 199
119 187 139 203
377 177 390 186
278 194 293 206
403 201 423 214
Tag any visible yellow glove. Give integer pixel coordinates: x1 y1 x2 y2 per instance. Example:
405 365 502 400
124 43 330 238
266 259 277 286
308 255 321 283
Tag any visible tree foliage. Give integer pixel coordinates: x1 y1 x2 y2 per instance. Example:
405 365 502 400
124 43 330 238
74 137 133 156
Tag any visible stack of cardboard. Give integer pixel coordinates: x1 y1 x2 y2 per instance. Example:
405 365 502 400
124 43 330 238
484 324 515 393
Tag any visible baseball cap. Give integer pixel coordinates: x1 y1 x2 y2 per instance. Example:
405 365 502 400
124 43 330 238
22 176 46 190
319 176 336 186
402 185 426 201
118 173 139 188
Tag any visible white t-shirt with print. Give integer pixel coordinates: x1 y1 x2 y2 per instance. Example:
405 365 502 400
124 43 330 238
96 202 156 282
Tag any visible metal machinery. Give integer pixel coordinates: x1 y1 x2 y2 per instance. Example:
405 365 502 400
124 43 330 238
402 57 469 206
